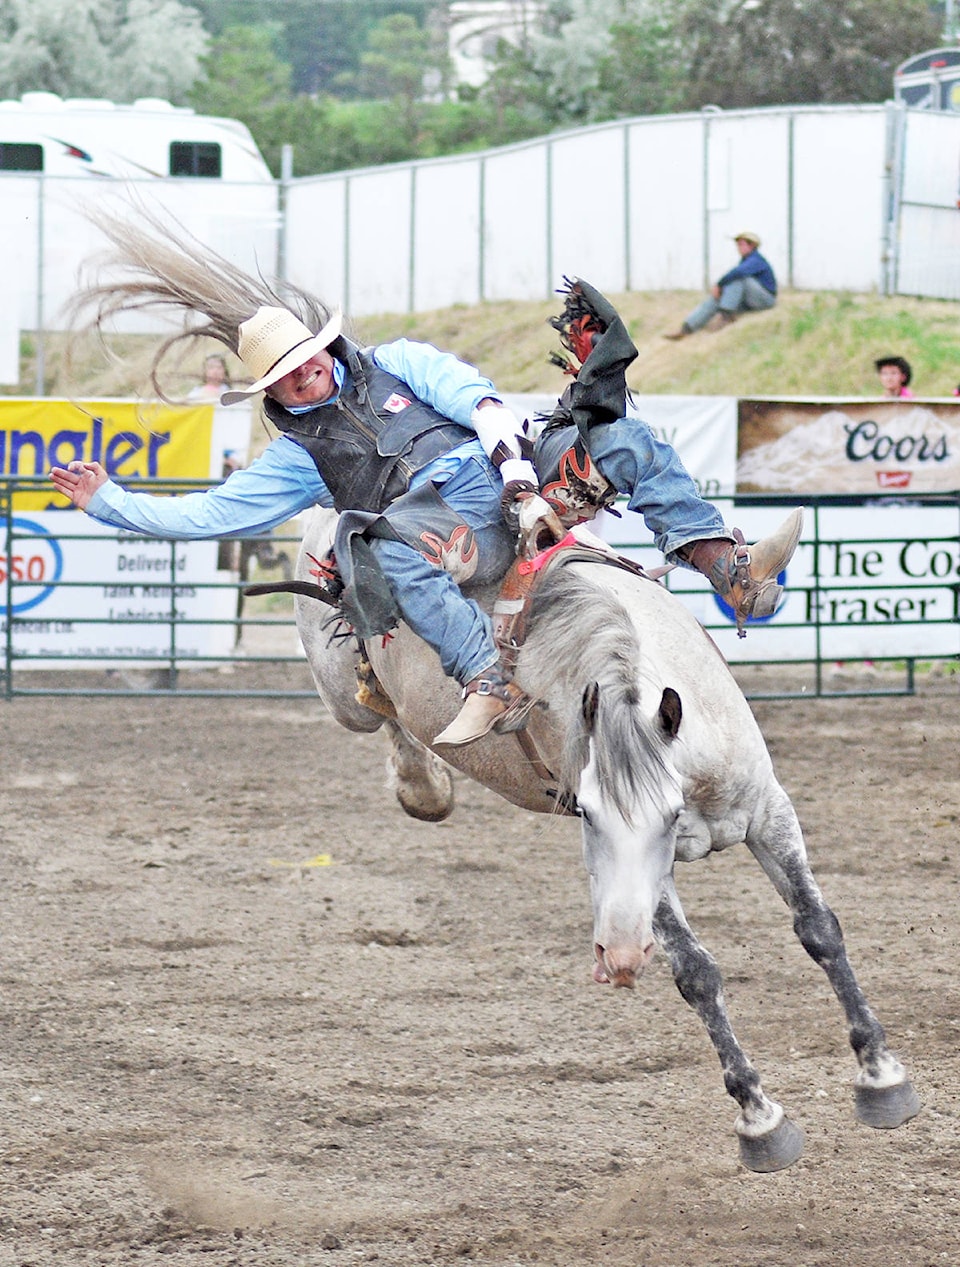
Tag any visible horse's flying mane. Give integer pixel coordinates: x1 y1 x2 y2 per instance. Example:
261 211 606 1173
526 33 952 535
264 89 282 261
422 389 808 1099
67 202 342 402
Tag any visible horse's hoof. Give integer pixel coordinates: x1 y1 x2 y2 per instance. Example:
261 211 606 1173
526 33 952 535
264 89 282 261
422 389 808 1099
855 1081 921 1129
738 1117 804 1172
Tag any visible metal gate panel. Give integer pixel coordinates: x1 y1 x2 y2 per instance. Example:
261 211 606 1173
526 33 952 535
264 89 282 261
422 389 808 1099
896 109 960 299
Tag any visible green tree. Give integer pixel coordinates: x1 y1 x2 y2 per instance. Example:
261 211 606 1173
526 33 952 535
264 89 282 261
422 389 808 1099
480 0 684 129
186 0 432 96
187 23 425 175
674 0 944 110
349 13 450 142
596 10 686 118
0 0 208 102
189 23 291 117
188 24 316 174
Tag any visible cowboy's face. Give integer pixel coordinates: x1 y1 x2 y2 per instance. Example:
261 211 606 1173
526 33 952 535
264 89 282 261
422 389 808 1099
266 349 337 408
735 237 755 257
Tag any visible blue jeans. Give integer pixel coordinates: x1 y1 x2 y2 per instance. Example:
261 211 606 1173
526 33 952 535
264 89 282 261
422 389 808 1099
370 455 513 685
587 418 728 560
370 430 728 685
684 276 776 332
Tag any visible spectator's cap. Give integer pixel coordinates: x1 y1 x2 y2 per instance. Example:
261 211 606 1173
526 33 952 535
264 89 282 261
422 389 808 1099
733 230 761 247
221 305 343 405
874 355 912 385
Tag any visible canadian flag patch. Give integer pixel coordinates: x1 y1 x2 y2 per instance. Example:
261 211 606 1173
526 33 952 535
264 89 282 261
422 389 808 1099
383 392 412 413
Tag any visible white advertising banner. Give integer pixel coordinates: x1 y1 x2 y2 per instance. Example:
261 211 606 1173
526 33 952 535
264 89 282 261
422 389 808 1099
737 398 960 494
2 399 252 667
502 393 738 497
602 502 959 662
3 515 238 665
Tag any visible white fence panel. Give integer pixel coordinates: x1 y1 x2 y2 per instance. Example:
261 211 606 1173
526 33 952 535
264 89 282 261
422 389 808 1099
481 142 550 301
411 158 482 311
791 108 887 291
40 180 279 335
897 203 960 299
901 109 959 205
627 117 704 289
3 177 41 330
896 110 960 300
344 168 413 315
547 125 628 292
146 181 279 277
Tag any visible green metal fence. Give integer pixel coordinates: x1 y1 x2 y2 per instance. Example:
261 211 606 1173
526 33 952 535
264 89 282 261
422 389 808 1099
2 478 958 700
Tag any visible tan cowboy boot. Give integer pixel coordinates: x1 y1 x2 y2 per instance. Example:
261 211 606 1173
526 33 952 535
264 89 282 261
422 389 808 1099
681 508 804 636
433 667 534 747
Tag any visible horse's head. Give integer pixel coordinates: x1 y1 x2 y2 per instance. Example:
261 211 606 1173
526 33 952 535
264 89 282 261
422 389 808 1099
576 681 684 989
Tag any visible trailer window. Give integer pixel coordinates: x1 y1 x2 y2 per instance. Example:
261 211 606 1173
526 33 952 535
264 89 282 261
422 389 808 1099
0 143 43 172
169 142 222 178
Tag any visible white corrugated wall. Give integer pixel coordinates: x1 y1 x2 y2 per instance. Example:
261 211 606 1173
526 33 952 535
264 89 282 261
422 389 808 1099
283 103 914 315
10 102 960 335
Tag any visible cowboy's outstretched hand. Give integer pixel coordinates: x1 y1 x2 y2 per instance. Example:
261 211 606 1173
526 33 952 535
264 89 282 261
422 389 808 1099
49 461 108 510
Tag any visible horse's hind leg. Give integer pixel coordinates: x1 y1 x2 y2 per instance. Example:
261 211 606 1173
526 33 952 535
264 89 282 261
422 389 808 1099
654 879 804 1172
747 785 920 1129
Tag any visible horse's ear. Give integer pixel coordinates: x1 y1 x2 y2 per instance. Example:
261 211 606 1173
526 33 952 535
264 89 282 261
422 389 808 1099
658 687 682 739
582 682 600 733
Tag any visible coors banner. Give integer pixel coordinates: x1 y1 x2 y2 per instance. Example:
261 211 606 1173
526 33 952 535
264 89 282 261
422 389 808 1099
737 399 960 494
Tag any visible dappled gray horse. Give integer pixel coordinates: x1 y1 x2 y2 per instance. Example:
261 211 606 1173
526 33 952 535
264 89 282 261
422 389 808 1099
295 507 919 1172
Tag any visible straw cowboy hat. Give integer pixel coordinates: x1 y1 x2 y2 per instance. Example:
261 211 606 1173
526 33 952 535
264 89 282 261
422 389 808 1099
220 305 342 405
732 230 761 247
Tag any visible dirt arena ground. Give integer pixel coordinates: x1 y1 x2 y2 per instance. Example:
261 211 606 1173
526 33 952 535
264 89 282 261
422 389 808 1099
1 662 958 1267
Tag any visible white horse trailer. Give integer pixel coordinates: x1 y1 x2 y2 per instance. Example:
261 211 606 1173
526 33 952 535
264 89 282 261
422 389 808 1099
0 93 280 378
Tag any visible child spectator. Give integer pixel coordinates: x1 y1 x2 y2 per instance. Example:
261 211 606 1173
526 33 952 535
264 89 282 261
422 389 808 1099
875 356 914 398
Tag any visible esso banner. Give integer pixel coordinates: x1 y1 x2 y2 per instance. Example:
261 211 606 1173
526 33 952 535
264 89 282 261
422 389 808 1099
2 514 235 662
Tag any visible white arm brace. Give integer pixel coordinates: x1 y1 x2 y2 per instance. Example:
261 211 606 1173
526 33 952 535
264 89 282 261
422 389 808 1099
470 403 538 488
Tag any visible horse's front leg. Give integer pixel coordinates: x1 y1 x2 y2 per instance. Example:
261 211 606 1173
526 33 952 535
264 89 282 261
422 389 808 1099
654 879 805 1172
747 786 920 1129
384 718 455 822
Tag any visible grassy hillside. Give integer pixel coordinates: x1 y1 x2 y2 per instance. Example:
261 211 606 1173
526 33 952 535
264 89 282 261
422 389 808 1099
356 288 960 399
11 288 960 401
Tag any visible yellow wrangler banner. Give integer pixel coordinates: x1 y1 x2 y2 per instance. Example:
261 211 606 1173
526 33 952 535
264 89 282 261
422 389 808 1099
0 399 216 510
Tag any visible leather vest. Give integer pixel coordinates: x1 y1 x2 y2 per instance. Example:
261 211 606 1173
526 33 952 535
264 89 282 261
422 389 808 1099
263 337 474 513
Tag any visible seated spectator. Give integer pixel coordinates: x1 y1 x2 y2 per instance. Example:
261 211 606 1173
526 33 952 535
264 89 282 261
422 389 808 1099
664 231 777 339
875 356 914 398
